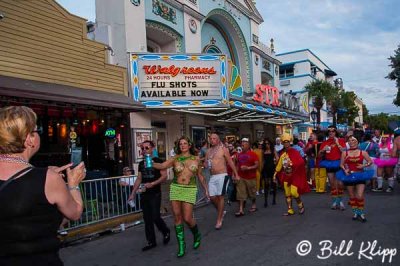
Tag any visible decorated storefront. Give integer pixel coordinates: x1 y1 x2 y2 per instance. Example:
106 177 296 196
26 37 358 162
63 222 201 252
129 53 309 153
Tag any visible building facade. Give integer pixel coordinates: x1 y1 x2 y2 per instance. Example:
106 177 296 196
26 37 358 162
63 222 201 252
93 0 309 164
0 0 143 176
354 96 364 127
276 49 347 139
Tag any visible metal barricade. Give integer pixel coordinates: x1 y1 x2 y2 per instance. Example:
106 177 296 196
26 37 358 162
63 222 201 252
64 176 142 231
63 172 211 232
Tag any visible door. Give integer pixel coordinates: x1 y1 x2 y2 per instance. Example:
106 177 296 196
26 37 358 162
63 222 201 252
154 129 167 161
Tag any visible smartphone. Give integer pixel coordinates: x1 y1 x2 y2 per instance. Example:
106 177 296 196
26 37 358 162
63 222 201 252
71 147 82 168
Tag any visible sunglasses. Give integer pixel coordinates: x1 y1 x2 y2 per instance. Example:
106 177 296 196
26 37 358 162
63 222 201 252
141 146 151 150
32 128 43 135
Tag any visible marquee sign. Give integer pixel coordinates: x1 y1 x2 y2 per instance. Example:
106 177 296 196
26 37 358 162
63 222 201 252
130 54 228 108
252 84 308 114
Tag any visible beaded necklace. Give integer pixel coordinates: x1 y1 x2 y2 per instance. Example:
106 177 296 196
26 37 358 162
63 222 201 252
0 154 33 167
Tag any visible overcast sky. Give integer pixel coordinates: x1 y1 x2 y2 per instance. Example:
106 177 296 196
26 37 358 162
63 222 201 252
56 0 399 114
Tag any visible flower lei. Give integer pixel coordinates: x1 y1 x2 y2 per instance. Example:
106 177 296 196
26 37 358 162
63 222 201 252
176 155 196 162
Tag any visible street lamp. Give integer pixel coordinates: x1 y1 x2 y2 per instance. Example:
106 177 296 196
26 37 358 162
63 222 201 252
310 110 318 130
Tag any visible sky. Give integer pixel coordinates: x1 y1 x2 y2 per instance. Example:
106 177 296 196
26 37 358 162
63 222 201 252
56 0 399 114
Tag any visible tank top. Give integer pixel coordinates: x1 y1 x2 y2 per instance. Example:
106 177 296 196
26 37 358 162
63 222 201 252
344 150 364 172
263 152 275 169
0 167 63 258
138 157 163 194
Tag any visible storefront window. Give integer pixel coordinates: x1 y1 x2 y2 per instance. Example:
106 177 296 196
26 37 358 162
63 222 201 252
28 105 129 177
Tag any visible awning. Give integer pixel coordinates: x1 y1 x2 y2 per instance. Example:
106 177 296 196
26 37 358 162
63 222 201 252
297 122 348 131
170 96 308 125
324 69 337 77
0 75 144 110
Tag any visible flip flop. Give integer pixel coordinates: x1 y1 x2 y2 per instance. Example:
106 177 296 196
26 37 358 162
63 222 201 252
235 211 245 217
249 207 258 213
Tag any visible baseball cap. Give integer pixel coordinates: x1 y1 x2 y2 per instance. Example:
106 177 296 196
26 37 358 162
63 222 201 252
241 137 249 142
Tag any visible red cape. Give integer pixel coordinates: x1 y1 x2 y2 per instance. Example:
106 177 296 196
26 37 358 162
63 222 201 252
279 148 310 195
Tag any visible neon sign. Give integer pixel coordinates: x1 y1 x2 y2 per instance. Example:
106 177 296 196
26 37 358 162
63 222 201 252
104 128 116 138
253 84 303 112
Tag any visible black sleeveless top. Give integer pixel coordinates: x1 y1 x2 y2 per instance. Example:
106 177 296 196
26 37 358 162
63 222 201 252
262 152 276 177
0 167 63 259
138 157 164 194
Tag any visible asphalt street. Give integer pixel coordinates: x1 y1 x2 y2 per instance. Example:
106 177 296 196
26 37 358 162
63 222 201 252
60 188 400 266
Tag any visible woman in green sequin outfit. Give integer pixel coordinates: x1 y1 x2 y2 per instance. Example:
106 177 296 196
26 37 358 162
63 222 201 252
153 136 209 258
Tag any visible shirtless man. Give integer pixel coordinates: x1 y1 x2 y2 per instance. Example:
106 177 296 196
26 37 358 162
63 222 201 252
391 134 400 158
392 133 400 182
205 133 239 229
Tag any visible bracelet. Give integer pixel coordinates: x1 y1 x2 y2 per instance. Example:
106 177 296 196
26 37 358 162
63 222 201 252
68 185 80 191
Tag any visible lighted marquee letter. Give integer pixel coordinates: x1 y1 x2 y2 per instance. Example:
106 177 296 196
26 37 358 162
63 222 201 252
253 84 265 103
253 84 280 107
271 86 280 106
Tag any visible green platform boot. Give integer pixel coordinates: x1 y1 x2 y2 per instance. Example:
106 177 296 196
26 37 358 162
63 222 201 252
175 224 186 258
190 224 201 249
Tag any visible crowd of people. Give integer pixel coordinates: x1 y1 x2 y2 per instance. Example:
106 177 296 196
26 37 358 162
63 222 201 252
1 105 399 263
89 127 400 258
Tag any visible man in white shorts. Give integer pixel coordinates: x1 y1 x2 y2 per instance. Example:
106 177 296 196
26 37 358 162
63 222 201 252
205 132 239 229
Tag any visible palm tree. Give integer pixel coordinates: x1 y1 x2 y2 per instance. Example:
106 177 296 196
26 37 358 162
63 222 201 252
305 79 339 128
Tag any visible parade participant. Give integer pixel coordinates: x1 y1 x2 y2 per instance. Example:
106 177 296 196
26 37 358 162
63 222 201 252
336 136 374 222
373 134 397 192
205 133 239 229
305 133 317 190
261 138 279 207
292 138 306 158
253 141 264 195
0 106 85 265
359 134 379 191
226 142 238 205
314 134 328 193
128 140 170 252
319 125 346 210
275 137 284 154
372 129 381 144
153 136 209 258
235 138 259 216
273 134 310 216
391 130 400 183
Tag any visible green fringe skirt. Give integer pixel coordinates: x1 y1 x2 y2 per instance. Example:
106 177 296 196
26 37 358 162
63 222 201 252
170 183 197 204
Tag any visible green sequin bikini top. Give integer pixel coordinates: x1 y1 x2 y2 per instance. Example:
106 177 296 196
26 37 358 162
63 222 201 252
173 155 198 185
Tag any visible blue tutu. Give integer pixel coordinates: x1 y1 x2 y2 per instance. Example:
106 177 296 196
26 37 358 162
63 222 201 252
319 160 340 170
336 169 374 182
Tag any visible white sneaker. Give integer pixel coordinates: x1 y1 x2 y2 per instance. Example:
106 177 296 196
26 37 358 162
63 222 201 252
256 191 260 196
261 189 265 194
386 187 393 193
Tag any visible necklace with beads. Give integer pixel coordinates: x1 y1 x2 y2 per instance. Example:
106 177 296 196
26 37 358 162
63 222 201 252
0 154 33 167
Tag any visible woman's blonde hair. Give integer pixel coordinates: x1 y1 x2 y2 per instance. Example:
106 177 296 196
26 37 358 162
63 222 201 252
0 106 37 154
